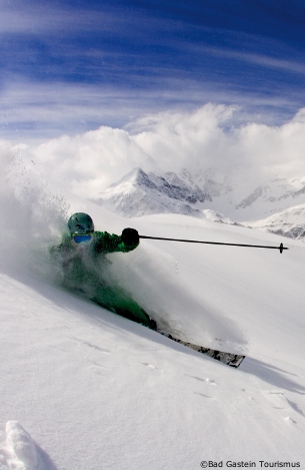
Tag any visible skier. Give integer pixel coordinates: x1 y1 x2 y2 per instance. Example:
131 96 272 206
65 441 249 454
50 212 245 368
50 212 156 329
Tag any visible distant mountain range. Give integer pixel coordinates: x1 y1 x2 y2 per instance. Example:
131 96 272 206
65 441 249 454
95 167 305 240
251 204 305 240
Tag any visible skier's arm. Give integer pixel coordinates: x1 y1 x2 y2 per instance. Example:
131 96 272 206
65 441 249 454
93 228 139 254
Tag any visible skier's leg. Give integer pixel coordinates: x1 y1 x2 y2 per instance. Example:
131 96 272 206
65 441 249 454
93 285 156 329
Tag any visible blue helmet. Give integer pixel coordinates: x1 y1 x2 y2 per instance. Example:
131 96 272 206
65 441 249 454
68 212 94 236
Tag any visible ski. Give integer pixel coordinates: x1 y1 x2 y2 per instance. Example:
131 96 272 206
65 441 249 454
157 330 245 368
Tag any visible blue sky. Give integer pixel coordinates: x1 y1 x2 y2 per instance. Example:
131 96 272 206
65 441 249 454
1 0 305 142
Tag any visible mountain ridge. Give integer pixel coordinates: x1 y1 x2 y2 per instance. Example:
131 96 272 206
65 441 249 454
95 167 305 240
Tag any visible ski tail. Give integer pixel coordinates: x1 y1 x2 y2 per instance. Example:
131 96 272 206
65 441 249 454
158 330 245 368
141 310 245 368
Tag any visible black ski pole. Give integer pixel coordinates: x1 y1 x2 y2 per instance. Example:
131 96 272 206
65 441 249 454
139 235 288 254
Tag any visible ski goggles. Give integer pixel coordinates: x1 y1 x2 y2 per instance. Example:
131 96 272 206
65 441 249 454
72 234 92 244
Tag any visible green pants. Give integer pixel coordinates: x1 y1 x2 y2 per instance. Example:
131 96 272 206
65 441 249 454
92 285 156 329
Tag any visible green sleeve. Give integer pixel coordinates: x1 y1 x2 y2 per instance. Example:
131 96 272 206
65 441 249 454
92 231 139 254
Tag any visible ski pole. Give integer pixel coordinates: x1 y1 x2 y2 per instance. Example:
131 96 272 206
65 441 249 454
139 235 288 253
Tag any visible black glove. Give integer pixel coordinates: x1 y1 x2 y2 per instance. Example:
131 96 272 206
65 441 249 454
121 228 139 246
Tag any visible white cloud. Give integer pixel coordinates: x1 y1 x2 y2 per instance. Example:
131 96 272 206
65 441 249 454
2 103 305 241
0 3 121 35
195 44 305 76
15 104 304 203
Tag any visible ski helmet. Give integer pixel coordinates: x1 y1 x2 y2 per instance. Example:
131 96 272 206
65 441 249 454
68 212 94 236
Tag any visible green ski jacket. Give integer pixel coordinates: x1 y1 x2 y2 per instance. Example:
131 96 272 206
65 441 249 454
50 230 156 328
50 230 139 288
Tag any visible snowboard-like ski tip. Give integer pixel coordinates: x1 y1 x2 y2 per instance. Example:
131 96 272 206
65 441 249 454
158 331 245 368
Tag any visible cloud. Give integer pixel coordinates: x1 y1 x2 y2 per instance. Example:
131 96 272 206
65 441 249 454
130 104 239 170
1 72 302 147
14 104 304 204
1 101 305 266
1 0 304 146
191 43 305 76
0 2 121 35
128 104 305 178
1 103 305 242
218 49 305 76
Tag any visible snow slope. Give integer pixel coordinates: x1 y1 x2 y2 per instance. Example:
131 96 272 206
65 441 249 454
1 197 305 469
1 142 305 469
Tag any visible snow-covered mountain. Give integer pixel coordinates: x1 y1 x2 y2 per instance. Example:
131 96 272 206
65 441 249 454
252 204 305 240
96 167 305 240
95 167 213 217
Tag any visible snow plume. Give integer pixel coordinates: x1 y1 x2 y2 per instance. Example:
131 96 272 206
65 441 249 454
0 141 69 276
30 104 305 202
105 241 247 349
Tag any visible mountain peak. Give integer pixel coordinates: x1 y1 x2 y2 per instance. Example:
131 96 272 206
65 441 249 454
97 167 211 217
96 167 305 240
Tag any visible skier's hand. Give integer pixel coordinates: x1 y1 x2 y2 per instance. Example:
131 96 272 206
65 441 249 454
121 228 139 246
